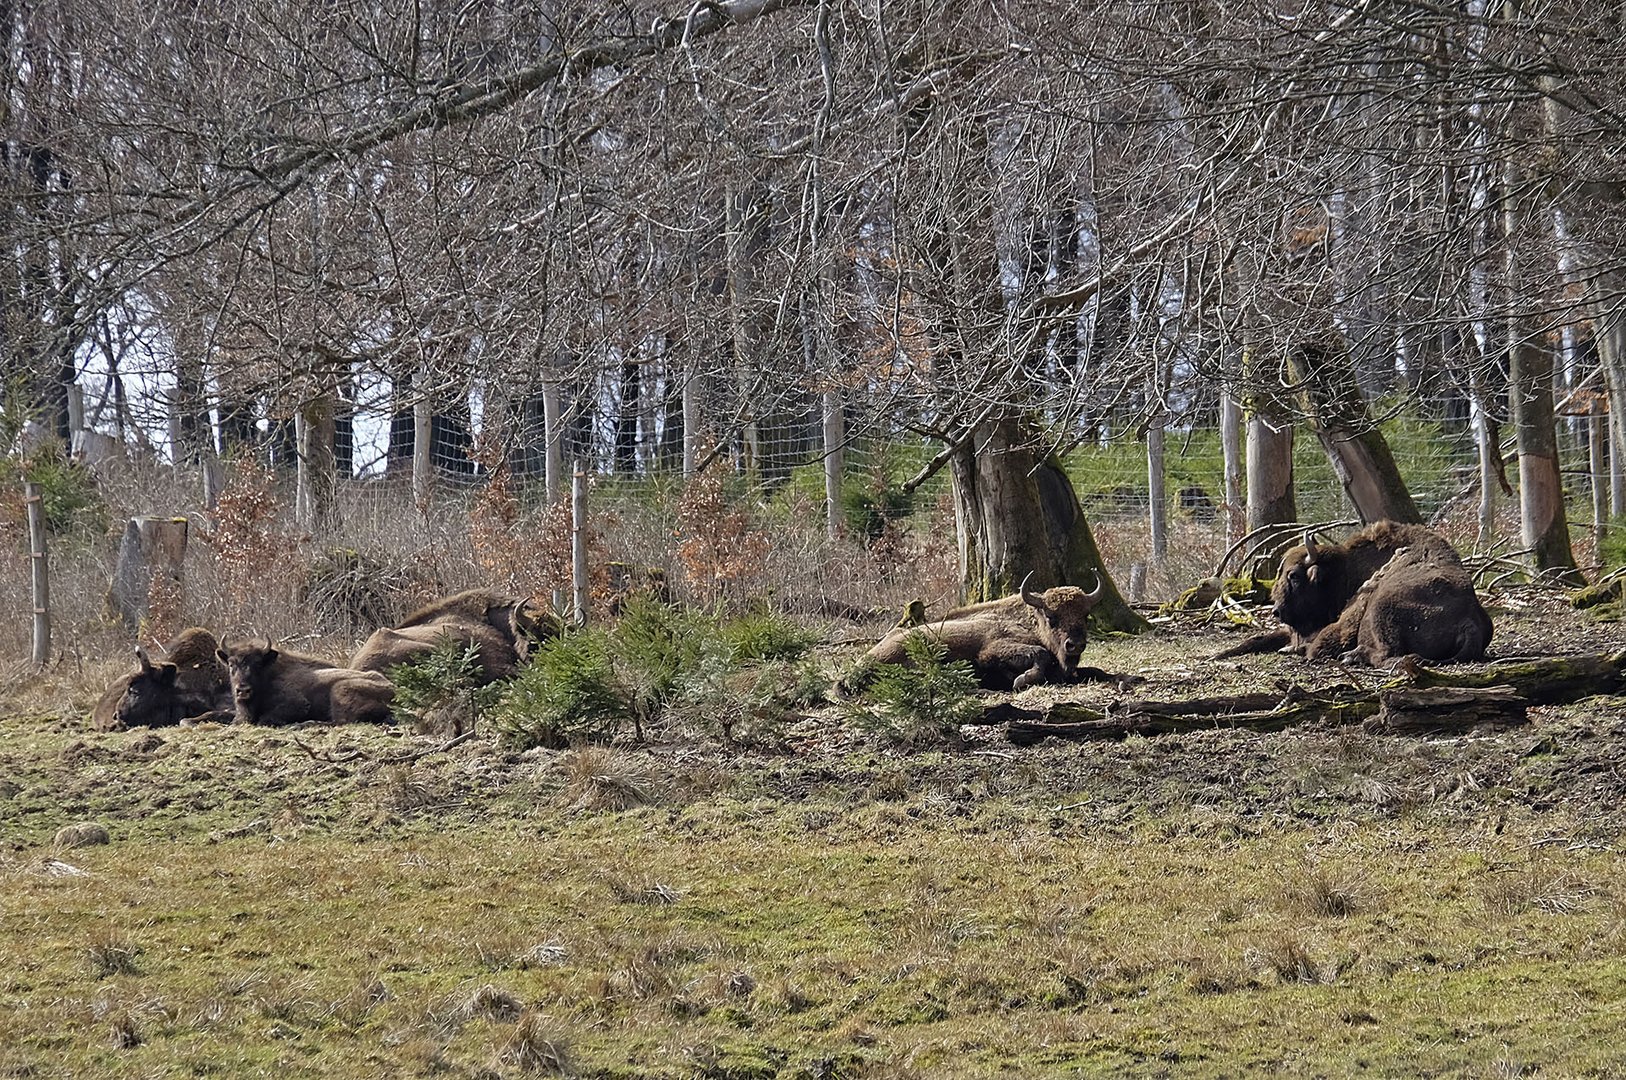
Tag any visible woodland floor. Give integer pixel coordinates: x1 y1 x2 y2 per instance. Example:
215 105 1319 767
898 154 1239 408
4 588 1626 1078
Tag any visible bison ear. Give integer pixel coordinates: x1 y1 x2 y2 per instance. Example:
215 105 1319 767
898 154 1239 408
1306 564 1322 585
156 662 179 687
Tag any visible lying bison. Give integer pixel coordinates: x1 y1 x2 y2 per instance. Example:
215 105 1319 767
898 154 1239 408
219 639 395 726
350 589 557 682
91 627 233 730
861 574 1107 691
1225 521 1491 665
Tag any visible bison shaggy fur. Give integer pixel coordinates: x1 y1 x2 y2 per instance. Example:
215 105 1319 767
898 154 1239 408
350 589 557 681
219 639 395 726
1272 521 1492 665
864 576 1105 691
91 627 233 731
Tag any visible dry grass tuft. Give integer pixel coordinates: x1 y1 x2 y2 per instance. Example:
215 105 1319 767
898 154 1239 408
559 747 658 811
495 1009 574 1074
1479 867 1594 917
85 932 141 978
1246 936 1333 985
461 983 525 1023
105 1009 142 1050
381 763 435 810
606 876 681 905
1286 866 1366 918
332 977 392 1026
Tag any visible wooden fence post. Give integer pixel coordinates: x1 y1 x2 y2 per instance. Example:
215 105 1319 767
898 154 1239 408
23 481 50 667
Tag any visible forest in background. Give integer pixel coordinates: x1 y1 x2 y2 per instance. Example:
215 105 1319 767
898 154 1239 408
5 0 1626 655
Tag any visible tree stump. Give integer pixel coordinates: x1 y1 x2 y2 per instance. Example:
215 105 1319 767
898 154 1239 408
107 516 189 631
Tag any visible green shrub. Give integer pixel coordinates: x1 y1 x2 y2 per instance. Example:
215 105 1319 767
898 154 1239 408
17 445 108 539
847 633 982 747
722 610 821 662
672 652 828 747
494 630 625 749
387 637 502 737
494 600 830 751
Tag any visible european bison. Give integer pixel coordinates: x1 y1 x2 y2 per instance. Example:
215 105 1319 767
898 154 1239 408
219 639 395 726
1269 521 1492 665
91 627 233 731
350 589 557 682
863 574 1106 691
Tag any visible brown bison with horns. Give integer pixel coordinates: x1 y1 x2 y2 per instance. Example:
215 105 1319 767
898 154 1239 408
91 627 234 730
863 573 1106 690
349 589 557 683
218 639 395 726
1269 521 1492 665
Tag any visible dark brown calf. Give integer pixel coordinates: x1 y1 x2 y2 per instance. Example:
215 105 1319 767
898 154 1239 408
218 640 395 726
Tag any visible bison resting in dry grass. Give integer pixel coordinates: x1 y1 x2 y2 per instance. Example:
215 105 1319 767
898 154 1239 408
349 588 557 682
863 574 1106 691
218 639 395 726
1264 520 1492 665
92 627 233 730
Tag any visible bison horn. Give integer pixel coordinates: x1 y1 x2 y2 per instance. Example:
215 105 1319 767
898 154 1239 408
1083 571 1105 606
135 645 154 673
1303 530 1320 563
1019 571 1043 607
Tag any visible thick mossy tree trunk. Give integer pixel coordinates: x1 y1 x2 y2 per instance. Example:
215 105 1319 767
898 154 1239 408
1289 340 1422 524
949 414 1146 633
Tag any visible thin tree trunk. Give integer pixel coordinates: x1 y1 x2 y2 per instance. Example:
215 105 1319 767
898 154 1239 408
1146 413 1167 566
412 370 434 507
1470 366 1499 549
296 391 338 531
543 381 563 505
822 387 843 540
1219 385 1244 544
682 371 702 476
571 466 588 625
1591 403 1608 553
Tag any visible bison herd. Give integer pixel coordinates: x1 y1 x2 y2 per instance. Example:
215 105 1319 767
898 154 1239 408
92 589 559 731
93 521 1497 731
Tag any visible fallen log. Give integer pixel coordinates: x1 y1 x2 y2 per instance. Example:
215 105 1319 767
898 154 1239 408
991 650 1626 744
1403 650 1626 705
1366 685 1527 735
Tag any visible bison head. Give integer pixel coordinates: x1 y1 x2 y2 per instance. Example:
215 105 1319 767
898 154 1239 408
115 647 181 727
218 640 278 706
1270 530 1346 637
1020 572 1105 672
